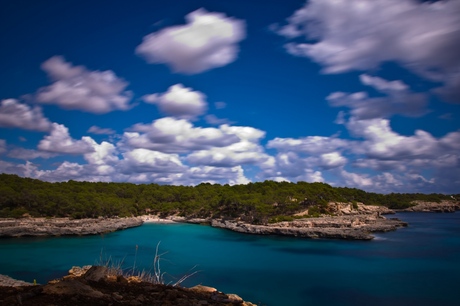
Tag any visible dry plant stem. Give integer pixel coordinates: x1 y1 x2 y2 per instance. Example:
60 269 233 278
153 241 168 284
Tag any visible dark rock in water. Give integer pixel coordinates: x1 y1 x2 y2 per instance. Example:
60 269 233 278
0 266 256 306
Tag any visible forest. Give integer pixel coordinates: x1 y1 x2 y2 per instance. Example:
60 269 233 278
0 174 457 223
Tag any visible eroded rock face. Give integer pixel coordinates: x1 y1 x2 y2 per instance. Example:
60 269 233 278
328 202 395 216
0 217 143 237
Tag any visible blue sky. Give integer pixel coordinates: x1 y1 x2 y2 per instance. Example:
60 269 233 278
1 0 459 193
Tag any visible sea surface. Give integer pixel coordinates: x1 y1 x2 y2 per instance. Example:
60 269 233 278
1 212 459 306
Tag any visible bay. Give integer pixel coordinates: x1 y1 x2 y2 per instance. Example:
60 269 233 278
1 212 459 306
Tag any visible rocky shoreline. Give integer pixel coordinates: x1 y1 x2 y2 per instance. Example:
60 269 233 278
212 215 407 240
0 217 143 237
1 200 458 240
0 266 256 306
402 200 460 213
211 203 407 240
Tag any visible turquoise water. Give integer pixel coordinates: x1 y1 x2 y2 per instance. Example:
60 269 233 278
1 212 460 306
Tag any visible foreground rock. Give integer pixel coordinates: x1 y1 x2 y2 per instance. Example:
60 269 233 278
0 217 143 237
403 200 460 213
0 266 256 306
212 204 406 240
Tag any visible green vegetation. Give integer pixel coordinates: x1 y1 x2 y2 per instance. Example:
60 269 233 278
0 174 456 223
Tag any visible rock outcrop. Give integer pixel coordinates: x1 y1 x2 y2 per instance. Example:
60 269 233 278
0 275 33 287
0 217 143 237
0 266 256 306
403 200 460 213
212 206 407 240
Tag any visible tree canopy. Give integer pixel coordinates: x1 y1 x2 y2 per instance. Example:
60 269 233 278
0 174 456 223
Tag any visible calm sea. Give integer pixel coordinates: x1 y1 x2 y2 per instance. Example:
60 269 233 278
1 212 459 306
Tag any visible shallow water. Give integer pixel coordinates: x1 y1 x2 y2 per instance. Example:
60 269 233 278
1 212 459 306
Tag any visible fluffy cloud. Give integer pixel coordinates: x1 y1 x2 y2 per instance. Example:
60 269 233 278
136 9 245 74
0 160 37 178
38 123 95 154
180 165 250 185
143 84 207 119
37 56 132 113
277 0 460 99
327 75 427 120
83 139 119 166
319 152 347 169
35 161 107 182
122 117 241 153
123 117 269 168
346 118 441 160
119 148 185 174
186 125 270 167
0 99 52 131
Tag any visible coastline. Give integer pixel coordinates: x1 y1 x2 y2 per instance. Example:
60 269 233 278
1 200 458 240
0 217 143 238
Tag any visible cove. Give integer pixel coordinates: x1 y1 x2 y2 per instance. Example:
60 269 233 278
1 212 460 306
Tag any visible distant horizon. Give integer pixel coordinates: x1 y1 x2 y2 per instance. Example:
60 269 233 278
1 0 459 194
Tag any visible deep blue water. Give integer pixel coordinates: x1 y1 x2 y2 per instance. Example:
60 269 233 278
1 212 460 306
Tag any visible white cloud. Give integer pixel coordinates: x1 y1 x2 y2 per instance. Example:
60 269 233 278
337 169 373 188
319 152 347 169
180 165 250 185
88 126 116 135
7 148 56 160
0 160 38 178
83 139 119 165
119 148 185 175
136 8 246 74
35 161 94 182
267 135 349 154
143 84 207 119
38 123 95 154
122 117 241 153
185 125 270 167
346 118 440 160
37 56 132 113
277 0 460 97
359 74 408 92
0 99 52 131
327 75 427 120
